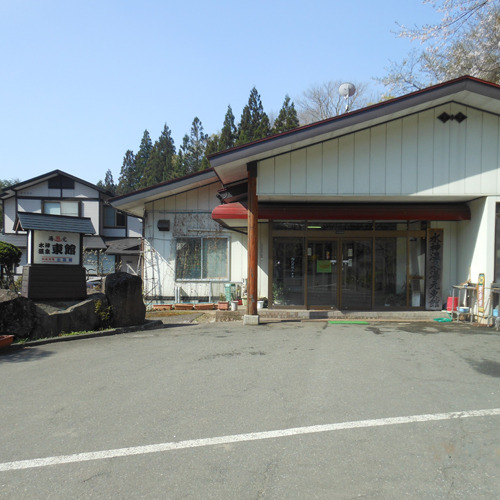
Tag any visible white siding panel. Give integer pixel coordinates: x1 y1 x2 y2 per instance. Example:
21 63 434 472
433 106 451 195
207 183 220 210
3 198 17 233
354 129 370 194
338 134 354 194
275 153 291 194
480 113 499 194
18 181 49 197
417 110 434 194
290 149 307 194
385 120 402 194
164 197 176 211
127 216 142 237
259 158 275 194
18 199 41 213
306 144 322 194
81 201 100 234
401 115 418 194
369 126 386 194
322 139 338 194
175 192 187 210
448 104 467 194
198 183 209 209
465 107 483 193
74 182 98 198
186 188 198 210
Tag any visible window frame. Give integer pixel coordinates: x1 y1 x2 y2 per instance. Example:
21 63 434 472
103 206 127 228
42 200 80 217
175 236 229 281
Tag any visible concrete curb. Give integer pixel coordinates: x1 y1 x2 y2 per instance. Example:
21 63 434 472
20 319 165 347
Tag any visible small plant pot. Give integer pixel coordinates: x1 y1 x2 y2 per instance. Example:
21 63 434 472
218 301 230 311
194 303 215 310
174 304 194 311
152 304 173 311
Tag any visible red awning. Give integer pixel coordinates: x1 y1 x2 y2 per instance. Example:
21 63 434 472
212 202 470 222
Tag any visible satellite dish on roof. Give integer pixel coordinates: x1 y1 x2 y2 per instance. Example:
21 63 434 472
339 82 356 112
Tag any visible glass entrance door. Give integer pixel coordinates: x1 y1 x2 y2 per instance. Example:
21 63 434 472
307 240 338 307
341 239 373 310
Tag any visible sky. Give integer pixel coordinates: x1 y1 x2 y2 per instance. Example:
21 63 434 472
0 0 441 186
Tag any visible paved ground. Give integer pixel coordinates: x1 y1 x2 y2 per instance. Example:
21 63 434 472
1 320 499 499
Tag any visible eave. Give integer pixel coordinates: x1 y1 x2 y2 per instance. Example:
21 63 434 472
208 77 500 186
109 169 219 217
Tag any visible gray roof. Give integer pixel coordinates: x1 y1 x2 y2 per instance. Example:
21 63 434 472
0 233 28 247
83 235 107 250
104 237 141 255
16 213 96 234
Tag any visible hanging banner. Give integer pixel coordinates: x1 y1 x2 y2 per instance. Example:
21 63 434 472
477 273 485 313
33 230 80 265
425 229 443 310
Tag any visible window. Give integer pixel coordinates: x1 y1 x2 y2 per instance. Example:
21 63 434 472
43 201 79 216
104 207 126 228
176 237 228 280
48 175 75 189
83 251 116 276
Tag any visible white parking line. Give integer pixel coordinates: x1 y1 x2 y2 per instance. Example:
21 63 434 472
1 408 499 472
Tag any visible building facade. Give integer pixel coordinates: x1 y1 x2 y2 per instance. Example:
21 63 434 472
0 170 142 280
112 77 500 317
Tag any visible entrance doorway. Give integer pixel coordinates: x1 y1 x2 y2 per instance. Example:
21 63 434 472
306 239 373 309
271 223 430 310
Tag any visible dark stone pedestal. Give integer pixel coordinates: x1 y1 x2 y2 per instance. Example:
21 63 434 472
22 264 87 300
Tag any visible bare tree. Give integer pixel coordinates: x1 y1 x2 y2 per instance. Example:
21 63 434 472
296 80 369 125
380 0 500 96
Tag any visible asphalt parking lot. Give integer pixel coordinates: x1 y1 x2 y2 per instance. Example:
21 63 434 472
1 320 499 499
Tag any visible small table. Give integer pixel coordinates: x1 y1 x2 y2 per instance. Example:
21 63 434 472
451 285 477 323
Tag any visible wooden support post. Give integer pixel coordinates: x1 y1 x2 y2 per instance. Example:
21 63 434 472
247 162 258 316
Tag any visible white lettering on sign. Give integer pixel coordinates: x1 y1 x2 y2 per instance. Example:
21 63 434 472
33 231 80 265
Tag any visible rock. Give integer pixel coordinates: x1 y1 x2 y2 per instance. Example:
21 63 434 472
32 295 106 339
0 289 37 338
103 272 145 327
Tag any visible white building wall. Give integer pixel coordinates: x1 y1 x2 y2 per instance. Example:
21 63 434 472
142 182 243 302
3 198 18 233
258 104 499 199
17 181 49 197
18 199 41 213
81 200 100 234
127 216 142 237
73 182 99 198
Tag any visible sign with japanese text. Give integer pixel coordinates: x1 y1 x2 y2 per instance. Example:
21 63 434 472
33 230 80 265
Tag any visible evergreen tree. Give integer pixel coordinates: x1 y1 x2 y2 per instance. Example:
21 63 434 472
143 124 176 186
96 169 116 195
272 95 300 134
219 105 237 150
135 130 153 188
174 143 188 178
201 133 220 170
237 87 270 146
180 117 208 174
116 150 136 195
